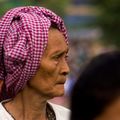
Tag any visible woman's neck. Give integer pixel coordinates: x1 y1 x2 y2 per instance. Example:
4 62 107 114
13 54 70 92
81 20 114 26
4 85 48 120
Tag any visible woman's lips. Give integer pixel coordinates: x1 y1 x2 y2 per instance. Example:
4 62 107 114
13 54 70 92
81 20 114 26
57 79 66 84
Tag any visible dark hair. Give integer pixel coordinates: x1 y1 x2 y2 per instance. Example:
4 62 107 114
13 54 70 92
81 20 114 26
70 51 120 120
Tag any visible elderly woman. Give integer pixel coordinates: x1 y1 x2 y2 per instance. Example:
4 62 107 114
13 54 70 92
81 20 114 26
0 6 70 120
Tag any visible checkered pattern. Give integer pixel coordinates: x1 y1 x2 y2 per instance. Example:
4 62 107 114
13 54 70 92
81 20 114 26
0 6 68 99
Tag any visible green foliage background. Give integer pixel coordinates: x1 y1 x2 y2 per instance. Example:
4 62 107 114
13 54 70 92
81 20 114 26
94 0 120 47
0 0 69 17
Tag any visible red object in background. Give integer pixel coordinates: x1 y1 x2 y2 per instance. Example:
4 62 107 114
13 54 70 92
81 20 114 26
0 80 3 93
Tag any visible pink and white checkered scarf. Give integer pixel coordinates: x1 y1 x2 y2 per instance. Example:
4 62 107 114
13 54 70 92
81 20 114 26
0 6 68 99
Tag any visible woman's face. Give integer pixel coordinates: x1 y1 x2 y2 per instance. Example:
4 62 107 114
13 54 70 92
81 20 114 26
28 28 69 99
95 97 120 120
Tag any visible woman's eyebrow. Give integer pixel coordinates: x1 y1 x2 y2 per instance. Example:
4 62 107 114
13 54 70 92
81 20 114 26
52 52 64 57
51 49 68 57
50 46 69 56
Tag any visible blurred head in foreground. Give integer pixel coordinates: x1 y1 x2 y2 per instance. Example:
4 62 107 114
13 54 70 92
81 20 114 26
71 51 120 120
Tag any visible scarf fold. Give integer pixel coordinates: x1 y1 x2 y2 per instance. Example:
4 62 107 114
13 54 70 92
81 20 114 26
0 6 68 99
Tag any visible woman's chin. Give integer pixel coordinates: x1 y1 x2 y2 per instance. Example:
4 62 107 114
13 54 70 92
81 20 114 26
52 89 65 98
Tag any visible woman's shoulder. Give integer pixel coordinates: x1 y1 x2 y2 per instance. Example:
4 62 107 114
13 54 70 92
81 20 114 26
0 101 14 120
49 102 70 120
49 102 70 112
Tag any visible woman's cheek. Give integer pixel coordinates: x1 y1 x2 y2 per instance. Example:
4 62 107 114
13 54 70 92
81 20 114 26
52 59 59 66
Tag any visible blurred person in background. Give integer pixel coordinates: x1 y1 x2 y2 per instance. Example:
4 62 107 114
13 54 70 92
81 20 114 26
70 51 120 120
0 6 70 120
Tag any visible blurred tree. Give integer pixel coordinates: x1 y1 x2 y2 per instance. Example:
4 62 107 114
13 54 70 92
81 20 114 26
0 0 69 17
94 0 120 47
39 0 69 17
0 0 34 16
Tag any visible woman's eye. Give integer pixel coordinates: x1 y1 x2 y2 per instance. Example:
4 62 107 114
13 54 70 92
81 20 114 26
52 53 68 61
65 55 69 61
54 55 60 60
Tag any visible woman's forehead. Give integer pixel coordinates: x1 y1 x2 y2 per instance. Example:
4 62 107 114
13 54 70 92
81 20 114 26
47 29 68 48
42 29 68 56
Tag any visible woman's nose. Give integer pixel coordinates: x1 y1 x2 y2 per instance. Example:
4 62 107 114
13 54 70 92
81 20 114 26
60 60 70 75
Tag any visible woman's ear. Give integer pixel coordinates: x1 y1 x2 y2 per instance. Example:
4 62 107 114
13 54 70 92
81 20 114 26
0 80 3 92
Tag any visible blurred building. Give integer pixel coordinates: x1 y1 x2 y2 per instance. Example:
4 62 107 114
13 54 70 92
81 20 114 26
65 0 99 40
